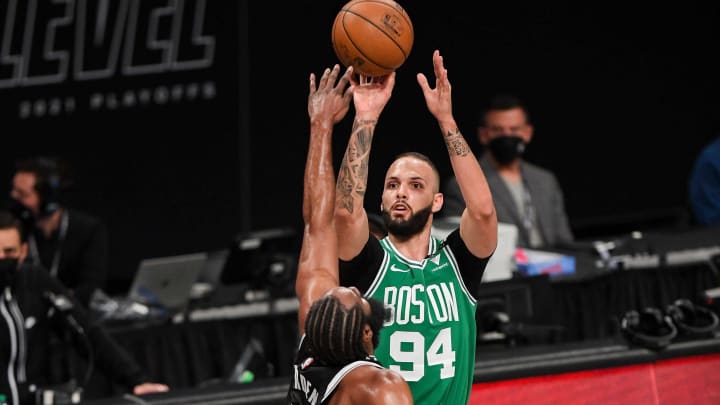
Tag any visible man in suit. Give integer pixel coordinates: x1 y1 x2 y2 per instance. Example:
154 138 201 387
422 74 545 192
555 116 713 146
442 93 574 249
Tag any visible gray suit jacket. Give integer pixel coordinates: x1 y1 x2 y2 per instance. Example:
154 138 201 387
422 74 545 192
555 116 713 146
442 154 574 249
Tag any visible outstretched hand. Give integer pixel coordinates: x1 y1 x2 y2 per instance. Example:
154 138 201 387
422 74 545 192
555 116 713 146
351 72 396 119
417 50 453 123
308 64 354 125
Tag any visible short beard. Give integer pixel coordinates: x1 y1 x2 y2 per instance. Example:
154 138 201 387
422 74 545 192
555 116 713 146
382 203 433 241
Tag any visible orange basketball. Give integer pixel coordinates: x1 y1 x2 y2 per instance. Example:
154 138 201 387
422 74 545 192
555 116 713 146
331 0 414 77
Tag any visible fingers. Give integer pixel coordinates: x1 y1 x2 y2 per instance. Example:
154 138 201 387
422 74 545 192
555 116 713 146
133 383 170 395
327 64 340 88
426 50 450 91
343 66 356 99
318 66 332 90
314 64 352 93
385 71 396 89
356 71 396 89
375 72 396 94
348 71 359 87
416 72 429 91
309 72 316 95
337 65 353 91
342 84 354 104
433 50 445 79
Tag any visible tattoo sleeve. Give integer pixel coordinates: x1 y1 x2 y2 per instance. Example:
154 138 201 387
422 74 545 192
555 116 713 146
336 118 376 214
444 128 470 157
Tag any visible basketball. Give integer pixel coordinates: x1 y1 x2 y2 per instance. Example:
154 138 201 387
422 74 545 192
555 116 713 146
331 0 414 77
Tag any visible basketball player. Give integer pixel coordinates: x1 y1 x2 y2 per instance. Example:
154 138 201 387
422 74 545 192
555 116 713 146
334 50 498 404
287 64 412 405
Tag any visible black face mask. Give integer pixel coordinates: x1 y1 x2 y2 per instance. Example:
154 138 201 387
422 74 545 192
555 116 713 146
0 258 20 288
487 135 526 165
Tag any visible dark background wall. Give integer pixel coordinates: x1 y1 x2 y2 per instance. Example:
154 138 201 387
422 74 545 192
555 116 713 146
1 0 718 291
247 0 720 232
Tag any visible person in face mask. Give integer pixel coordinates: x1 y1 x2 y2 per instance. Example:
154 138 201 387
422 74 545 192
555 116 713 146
0 210 169 405
442 93 574 249
8 156 109 308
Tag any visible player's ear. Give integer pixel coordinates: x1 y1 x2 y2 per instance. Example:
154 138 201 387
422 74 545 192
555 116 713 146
432 193 443 213
363 323 373 343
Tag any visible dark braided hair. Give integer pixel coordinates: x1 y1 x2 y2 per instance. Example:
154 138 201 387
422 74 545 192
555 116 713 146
305 295 367 366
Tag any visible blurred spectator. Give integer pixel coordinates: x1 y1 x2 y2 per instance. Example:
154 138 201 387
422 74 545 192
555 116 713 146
9 156 108 307
689 136 720 226
0 210 168 404
442 93 574 249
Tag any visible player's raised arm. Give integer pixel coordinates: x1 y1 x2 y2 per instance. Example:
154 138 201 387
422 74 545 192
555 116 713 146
417 50 497 258
296 65 354 332
335 72 396 260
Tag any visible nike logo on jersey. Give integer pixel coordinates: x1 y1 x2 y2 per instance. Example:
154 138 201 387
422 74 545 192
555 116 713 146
390 264 410 273
430 263 449 272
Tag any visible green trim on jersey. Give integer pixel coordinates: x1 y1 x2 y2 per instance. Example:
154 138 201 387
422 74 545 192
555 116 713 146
366 236 477 405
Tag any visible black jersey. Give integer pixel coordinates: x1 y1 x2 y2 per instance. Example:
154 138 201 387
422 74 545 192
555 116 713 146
287 335 383 405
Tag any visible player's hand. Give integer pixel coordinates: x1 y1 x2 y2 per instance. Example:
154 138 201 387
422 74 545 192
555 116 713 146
351 72 396 120
133 382 169 395
309 64 354 125
417 50 453 124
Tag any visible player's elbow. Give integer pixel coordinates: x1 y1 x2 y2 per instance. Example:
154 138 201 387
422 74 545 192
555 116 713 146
334 206 364 230
464 204 496 223
334 204 353 224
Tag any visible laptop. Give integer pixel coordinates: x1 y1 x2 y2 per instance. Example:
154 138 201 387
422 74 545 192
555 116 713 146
127 252 208 313
483 223 518 282
196 248 230 286
190 249 230 300
431 218 517 282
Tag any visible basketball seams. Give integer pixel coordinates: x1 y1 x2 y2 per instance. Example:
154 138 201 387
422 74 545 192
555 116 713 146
342 1 413 38
333 16 386 72
332 0 413 76
341 10 410 60
340 24 391 71
341 0 413 28
340 15 401 71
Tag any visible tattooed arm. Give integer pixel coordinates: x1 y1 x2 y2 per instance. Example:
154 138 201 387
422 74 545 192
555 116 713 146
335 73 396 261
417 50 497 259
